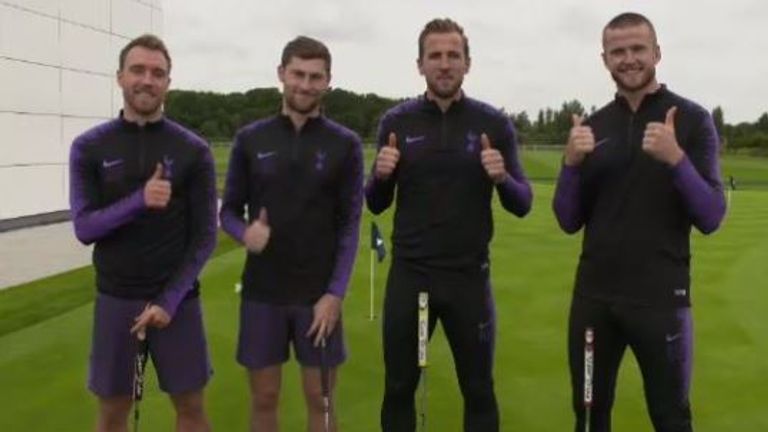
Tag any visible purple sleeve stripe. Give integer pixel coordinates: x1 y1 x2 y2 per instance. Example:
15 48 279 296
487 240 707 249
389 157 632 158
220 210 247 243
496 120 532 217
153 147 218 317
219 137 249 243
552 164 584 234
670 155 726 234
496 172 533 217
327 138 364 298
364 115 396 214
69 136 145 245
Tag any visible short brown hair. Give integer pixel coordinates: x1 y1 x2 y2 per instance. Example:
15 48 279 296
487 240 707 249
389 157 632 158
418 18 470 60
281 36 332 74
119 34 171 72
603 12 658 46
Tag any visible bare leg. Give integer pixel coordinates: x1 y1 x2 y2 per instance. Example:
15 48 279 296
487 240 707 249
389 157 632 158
249 365 282 432
170 390 210 432
301 366 338 432
95 396 132 432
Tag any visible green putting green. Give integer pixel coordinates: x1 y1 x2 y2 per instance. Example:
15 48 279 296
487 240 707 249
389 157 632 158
0 151 765 430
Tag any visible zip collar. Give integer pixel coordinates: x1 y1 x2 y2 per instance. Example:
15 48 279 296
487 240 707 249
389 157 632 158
614 84 669 113
118 110 166 131
418 91 468 115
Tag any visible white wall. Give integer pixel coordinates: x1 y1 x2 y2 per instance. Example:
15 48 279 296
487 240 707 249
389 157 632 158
0 0 163 221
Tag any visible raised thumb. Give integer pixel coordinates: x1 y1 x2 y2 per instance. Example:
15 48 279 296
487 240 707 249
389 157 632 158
258 207 269 225
480 133 492 150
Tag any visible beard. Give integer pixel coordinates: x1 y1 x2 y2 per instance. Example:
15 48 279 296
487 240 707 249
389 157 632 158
284 91 321 115
426 74 464 100
124 88 163 117
611 66 656 93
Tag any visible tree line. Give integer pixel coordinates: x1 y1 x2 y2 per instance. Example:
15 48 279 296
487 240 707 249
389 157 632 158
165 88 768 154
165 87 400 144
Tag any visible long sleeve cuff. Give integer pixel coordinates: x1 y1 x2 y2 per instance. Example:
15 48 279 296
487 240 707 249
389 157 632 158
553 164 584 233
670 155 726 234
220 209 248 243
496 173 533 217
364 175 395 214
72 189 145 244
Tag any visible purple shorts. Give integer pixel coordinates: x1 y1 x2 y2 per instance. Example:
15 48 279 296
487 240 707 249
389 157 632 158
237 300 346 370
88 293 212 397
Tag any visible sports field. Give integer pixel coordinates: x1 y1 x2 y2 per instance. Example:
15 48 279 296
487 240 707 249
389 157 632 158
0 149 766 431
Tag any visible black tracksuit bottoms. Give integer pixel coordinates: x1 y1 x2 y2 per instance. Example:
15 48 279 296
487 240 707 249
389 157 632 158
381 258 498 432
568 294 693 432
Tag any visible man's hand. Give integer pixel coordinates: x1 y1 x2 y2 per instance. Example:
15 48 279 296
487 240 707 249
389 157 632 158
243 207 270 253
130 303 171 337
564 114 595 167
374 132 400 180
480 133 507 184
642 106 684 166
306 294 342 347
144 163 172 209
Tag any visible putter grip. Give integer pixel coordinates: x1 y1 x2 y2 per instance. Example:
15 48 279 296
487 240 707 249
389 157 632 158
584 327 594 406
418 292 429 367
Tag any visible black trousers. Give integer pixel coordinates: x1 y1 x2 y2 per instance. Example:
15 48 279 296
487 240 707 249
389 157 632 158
380 258 499 432
568 295 693 432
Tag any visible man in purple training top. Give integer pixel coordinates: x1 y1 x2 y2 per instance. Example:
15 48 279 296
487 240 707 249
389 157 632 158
368 18 532 431
552 12 725 432
220 36 363 432
69 34 216 432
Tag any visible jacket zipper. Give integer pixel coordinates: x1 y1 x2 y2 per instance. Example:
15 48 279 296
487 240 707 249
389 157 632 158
139 126 147 175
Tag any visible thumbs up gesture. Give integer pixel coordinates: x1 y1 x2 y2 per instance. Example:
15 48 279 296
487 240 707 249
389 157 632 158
642 106 684 165
564 114 595 167
144 162 172 209
243 207 271 253
374 132 401 180
480 133 507 184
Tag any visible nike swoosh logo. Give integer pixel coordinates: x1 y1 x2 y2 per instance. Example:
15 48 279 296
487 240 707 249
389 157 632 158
257 151 277 160
405 135 425 144
665 333 681 342
595 138 610 147
102 159 123 168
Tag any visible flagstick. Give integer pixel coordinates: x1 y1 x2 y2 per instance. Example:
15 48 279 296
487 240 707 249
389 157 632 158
726 188 732 213
369 249 375 320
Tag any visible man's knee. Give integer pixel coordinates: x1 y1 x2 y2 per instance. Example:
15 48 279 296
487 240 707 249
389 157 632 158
385 374 419 401
252 386 280 412
248 365 282 413
459 377 495 408
303 385 326 413
171 391 206 418
97 396 132 430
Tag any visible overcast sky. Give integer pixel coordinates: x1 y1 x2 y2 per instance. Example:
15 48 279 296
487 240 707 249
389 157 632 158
163 0 767 123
